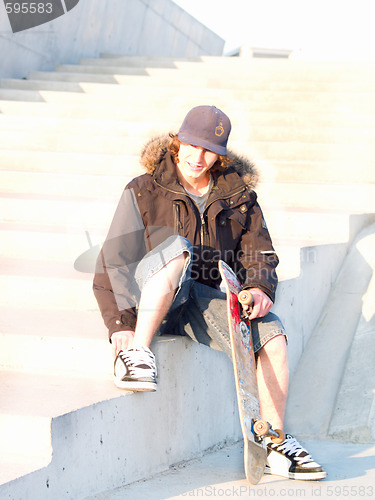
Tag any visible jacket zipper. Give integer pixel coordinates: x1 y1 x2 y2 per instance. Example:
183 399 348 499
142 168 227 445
173 202 183 234
200 213 208 246
199 186 247 247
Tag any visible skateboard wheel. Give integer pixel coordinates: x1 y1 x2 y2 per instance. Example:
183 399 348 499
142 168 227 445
271 429 285 444
253 419 270 436
238 290 254 307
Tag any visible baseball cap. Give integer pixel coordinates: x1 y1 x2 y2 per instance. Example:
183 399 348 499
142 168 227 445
178 105 231 155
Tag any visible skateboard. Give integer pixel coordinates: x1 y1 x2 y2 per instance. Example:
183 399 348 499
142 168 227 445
218 260 284 484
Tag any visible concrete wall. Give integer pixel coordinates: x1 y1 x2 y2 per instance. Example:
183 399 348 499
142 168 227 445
0 0 224 79
0 336 241 500
285 224 375 443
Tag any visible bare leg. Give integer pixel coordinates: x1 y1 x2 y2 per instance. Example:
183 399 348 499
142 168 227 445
256 335 289 430
132 252 187 348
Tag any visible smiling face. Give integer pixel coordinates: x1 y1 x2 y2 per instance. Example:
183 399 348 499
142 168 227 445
176 142 219 192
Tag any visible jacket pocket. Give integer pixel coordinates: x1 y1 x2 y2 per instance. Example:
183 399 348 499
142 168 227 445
221 206 248 230
217 207 247 254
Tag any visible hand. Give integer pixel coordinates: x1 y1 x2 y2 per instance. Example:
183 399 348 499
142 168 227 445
243 288 273 320
111 331 135 358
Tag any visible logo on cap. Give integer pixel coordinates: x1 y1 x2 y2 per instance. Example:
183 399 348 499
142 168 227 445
215 122 224 137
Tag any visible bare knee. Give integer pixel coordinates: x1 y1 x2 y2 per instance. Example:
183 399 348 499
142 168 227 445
258 334 288 364
149 251 188 294
164 251 188 277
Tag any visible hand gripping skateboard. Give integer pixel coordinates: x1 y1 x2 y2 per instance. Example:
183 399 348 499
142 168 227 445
218 260 284 484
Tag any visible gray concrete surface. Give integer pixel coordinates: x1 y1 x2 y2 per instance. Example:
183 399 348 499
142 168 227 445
0 337 242 499
285 224 375 441
85 440 375 499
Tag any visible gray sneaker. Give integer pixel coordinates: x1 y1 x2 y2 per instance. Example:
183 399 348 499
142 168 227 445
114 346 157 391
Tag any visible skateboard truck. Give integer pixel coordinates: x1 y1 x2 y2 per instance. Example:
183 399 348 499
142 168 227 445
253 419 284 444
238 289 254 317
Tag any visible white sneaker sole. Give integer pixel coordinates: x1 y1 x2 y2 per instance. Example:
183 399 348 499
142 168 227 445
264 466 327 481
114 378 157 392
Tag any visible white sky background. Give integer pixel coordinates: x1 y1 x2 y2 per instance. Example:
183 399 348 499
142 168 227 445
173 0 375 60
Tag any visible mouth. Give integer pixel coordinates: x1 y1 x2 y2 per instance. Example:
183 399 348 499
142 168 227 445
187 162 204 171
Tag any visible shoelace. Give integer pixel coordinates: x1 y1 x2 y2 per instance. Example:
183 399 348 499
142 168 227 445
271 435 313 465
119 348 157 378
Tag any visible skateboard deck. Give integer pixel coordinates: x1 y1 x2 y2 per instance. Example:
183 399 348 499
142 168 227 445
219 260 266 484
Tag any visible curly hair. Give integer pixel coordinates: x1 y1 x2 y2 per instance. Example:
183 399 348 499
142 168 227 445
168 133 232 172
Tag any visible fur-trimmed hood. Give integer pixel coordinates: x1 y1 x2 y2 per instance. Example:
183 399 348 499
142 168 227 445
139 135 259 190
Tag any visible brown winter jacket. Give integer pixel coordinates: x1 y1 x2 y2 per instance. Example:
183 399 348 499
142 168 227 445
93 136 279 339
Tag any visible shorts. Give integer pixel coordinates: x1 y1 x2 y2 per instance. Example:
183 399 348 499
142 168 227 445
133 236 286 357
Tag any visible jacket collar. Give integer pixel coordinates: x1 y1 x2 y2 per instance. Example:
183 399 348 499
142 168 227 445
153 151 250 203
140 134 259 191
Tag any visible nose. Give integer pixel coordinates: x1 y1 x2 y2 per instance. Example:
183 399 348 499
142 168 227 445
192 147 205 163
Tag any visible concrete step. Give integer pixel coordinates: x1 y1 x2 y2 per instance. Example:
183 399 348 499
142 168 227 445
96 54 375 78
1 125 374 154
85 55 375 75
2 204 369 382
0 214 332 284
31 69 217 87
0 368 119 484
250 141 375 165
3 106 375 130
0 129 147 154
0 89 223 109
0 195 362 245
0 207 357 283
0 171 131 201
58 59 375 80
0 197 117 233
0 337 240 498
256 158 375 184
0 229 96 264
0 229 315 286
0 149 140 176
257 182 375 213
0 111 375 145
285 224 375 441
0 303 106 339
328 231 375 443
0 114 176 137
4 73 208 89
0 330 111 376
1 97 370 119
2 170 375 214
2 76 249 100
0 272 96 311
1 131 375 162
0 243 307 374
1 86 375 110
5 69 374 92
1 222 361 381
265 208 364 245
0 149 373 185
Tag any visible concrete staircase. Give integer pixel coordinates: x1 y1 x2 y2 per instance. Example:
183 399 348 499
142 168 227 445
1 56 375 499
285 223 375 443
